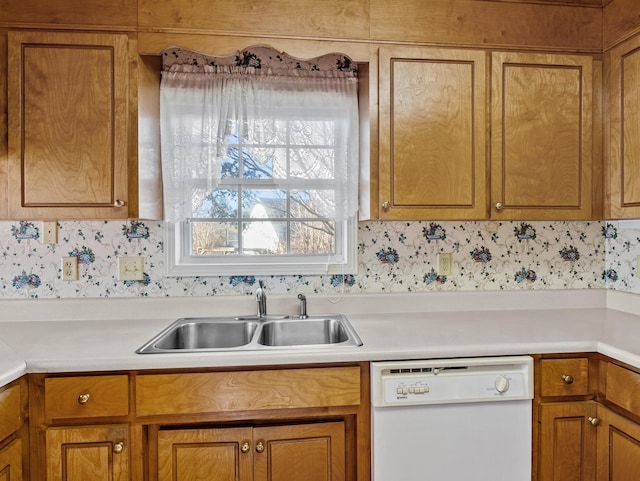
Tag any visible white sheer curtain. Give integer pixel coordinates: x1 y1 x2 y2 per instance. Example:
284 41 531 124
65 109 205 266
159 47 359 224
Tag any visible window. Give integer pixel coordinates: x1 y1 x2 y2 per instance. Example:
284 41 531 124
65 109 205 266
160 47 359 276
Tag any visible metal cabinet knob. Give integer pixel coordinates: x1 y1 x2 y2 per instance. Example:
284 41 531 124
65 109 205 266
114 200 125 208
382 201 390 210
562 374 574 384
241 441 250 453
588 417 600 426
255 440 265 453
113 442 125 454
77 393 90 404
495 202 503 210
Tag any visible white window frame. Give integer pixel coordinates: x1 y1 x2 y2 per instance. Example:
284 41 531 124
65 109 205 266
164 216 357 276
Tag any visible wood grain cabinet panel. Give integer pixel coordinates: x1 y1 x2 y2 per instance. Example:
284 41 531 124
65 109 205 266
606 35 640 218
254 423 345 481
44 375 129 420
603 363 640 416
0 385 21 441
540 358 590 397
158 422 345 481
136 367 360 417
491 52 593 220
158 427 253 481
538 401 598 481
596 406 640 481
7 31 130 219
138 0 369 40
0 439 22 481
378 46 487 219
46 425 129 481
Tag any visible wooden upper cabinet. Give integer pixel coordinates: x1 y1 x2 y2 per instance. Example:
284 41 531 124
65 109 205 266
138 0 369 40
7 31 130 219
491 52 593 220
606 35 640 219
378 46 487 220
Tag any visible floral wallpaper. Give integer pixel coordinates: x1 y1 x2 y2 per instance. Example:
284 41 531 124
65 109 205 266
0 219 628 299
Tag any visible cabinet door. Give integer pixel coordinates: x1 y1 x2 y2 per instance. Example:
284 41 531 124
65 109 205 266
607 36 640 218
7 31 130 219
46 425 128 481
0 439 22 481
254 422 345 481
491 52 593 220
378 46 487 219
538 402 597 481
596 406 640 481
157 427 253 481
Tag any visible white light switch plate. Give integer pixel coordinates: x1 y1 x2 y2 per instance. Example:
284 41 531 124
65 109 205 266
118 256 145 281
437 253 452 276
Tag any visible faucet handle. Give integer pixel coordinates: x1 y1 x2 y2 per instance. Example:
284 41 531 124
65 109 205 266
297 293 308 319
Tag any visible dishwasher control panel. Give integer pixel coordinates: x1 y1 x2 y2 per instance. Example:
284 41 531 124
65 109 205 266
371 356 533 407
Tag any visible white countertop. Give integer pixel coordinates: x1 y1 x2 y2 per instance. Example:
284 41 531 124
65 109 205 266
0 289 639 385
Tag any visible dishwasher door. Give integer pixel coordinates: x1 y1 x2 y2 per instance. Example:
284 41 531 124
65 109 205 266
371 356 533 481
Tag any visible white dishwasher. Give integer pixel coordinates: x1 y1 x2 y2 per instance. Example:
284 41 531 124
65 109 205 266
371 356 533 481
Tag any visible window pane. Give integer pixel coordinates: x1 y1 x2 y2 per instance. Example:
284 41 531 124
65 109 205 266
241 191 287 219
192 188 239 219
242 221 287 255
191 221 238 255
243 146 276 179
222 142 241 179
290 119 335 146
290 190 335 218
290 148 335 179
290 221 335 254
270 148 288 179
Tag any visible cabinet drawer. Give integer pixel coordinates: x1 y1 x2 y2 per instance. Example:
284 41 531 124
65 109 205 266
136 366 361 417
0 385 21 441
540 358 590 397
605 363 640 416
45 375 129 420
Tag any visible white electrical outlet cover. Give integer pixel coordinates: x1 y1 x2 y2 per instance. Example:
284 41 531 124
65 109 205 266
61 257 78 281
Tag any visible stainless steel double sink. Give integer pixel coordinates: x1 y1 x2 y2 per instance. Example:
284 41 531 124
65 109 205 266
136 314 363 353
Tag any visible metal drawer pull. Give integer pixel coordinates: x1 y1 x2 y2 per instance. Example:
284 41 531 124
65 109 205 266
255 440 265 453
241 441 250 453
114 200 125 207
562 374 574 384
588 417 600 426
113 442 124 454
77 393 90 404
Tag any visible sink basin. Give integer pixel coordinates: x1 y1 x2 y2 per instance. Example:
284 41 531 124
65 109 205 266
137 319 259 353
136 314 362 353
258 319 352 347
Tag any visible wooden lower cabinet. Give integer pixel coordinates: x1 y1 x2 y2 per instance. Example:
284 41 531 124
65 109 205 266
538 401 598 481
0 439 23 481
157 422 345 481
596 407 640 481
45 425 129 481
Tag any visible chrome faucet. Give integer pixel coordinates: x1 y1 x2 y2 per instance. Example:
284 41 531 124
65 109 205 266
256 280 267 317
297 293 308 319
